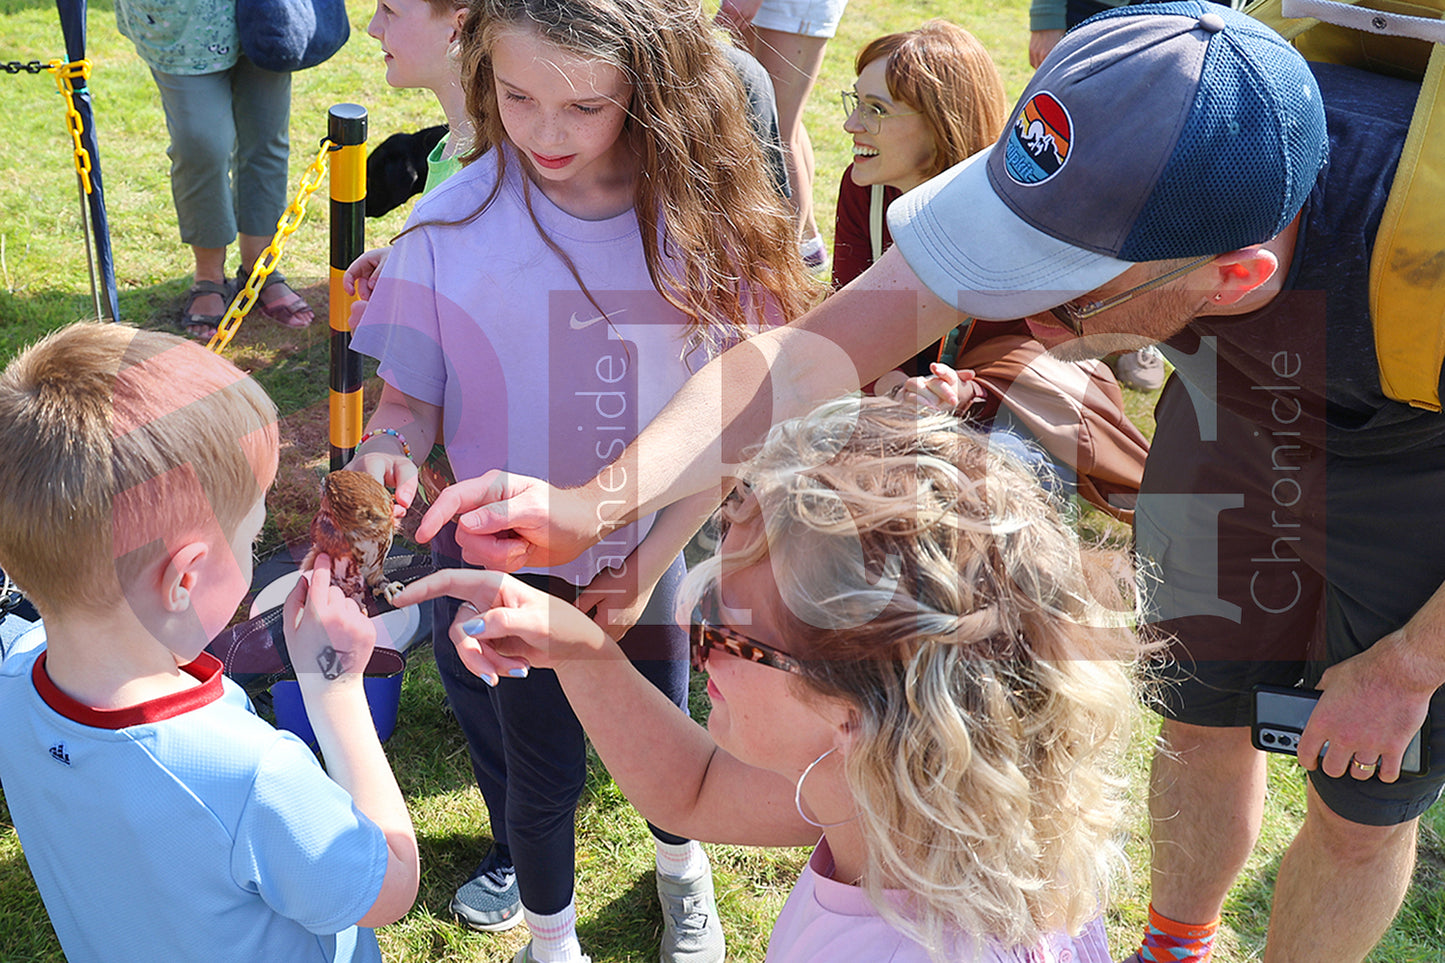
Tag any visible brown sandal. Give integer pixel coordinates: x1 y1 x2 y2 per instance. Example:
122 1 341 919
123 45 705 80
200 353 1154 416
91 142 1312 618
179 279 233 340
238 267 314 328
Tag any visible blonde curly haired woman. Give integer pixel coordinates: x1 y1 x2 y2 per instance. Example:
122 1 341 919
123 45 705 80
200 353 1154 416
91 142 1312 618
396 397 1142 963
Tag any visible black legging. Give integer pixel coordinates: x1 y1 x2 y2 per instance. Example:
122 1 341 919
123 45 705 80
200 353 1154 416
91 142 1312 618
431 542 692 914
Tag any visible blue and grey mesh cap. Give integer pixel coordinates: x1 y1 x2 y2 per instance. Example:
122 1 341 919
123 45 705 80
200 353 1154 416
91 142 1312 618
888 1 1329 321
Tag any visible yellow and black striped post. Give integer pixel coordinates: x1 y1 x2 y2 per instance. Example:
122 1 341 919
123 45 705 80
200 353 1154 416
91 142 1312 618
328 104 368 470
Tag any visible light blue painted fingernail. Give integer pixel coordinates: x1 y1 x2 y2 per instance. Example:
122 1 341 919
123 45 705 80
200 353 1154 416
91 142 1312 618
508 667 529 678
483 673 498 687
461 617 486 635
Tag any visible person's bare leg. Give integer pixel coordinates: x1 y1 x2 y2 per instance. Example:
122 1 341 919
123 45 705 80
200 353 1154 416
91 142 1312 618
238 233 270 278
751 27 829 243
1263 783 1416 962
193 245 227 289
182 245 229 337
1148 721 1267 926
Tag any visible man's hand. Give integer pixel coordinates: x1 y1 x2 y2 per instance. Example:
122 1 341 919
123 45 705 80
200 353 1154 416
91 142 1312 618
414 470 604 571
1296 629 1436 783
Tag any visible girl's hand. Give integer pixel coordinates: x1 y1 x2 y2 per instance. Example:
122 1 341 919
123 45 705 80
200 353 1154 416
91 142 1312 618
343 247 391 301
342 450 419 522
284 554 377 684
390 569 609 685
576 566 657 643
896 363 986 412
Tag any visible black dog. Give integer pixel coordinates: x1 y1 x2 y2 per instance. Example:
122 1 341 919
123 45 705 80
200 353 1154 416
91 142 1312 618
366 125 449 217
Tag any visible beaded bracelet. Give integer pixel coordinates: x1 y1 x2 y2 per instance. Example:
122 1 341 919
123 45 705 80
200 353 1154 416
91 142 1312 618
358 427 413 461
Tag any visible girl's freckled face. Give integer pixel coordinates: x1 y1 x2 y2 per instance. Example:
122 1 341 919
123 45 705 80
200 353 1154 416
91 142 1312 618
491 26 634 194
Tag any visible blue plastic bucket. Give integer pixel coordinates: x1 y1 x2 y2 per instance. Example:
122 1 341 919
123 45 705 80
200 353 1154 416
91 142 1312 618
270 672 404 748
249 568 425 748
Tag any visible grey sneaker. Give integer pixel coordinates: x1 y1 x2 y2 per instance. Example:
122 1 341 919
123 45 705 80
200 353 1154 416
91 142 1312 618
450 845 523 932
656 868 725 963
1115 345 1166 391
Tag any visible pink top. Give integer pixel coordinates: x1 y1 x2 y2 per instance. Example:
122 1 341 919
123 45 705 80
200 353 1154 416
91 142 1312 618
766 839 1113 963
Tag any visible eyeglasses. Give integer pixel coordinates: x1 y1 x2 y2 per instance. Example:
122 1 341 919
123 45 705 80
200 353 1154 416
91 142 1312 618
840 89 920 136
1049 254 1216 337
689 594 804 676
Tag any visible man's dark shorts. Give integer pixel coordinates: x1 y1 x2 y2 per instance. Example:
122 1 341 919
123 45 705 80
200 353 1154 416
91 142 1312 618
1137 373 1445 827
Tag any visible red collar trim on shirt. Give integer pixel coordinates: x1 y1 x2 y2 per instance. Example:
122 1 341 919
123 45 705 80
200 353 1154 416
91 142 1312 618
33 651 226 729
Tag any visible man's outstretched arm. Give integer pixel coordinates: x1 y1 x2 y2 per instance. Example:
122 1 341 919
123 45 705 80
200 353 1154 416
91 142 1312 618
415 247 965 569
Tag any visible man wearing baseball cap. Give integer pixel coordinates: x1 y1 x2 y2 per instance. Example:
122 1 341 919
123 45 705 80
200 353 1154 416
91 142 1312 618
403 4 1438 959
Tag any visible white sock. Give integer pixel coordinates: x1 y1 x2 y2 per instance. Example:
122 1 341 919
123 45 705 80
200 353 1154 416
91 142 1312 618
523 899 585 963
798 233 826 260
655 838 708 880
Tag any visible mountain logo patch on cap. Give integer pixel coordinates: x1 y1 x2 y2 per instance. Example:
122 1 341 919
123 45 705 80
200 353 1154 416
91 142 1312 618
1004 92 1071 185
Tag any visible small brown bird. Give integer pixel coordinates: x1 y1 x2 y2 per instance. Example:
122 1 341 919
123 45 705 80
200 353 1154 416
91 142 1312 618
304 471 404 607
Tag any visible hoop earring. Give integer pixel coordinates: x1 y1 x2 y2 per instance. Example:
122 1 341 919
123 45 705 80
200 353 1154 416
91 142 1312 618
794 747 857 829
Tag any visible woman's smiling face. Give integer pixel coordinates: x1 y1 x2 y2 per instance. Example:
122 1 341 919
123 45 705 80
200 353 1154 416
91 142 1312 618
844 57 937 194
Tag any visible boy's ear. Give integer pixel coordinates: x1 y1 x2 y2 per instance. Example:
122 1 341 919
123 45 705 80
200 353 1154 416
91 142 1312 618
160 541 210 612
1210 247 1278 306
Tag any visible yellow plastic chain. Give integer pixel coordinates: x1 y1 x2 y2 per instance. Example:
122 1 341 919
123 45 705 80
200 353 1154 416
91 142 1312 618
208 138 337 353
3 57 94 187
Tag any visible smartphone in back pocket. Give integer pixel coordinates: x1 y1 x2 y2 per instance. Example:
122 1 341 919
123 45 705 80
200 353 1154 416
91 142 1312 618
1251 684 1428 776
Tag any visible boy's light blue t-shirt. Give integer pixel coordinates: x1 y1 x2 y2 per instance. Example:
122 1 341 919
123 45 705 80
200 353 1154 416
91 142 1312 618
0 642 388 963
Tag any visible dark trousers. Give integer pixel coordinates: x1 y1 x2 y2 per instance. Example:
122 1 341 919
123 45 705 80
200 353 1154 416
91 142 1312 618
432 551 691 914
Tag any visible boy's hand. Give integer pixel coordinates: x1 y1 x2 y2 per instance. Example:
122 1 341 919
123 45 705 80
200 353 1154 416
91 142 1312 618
284 554 377 683
391 568 610 685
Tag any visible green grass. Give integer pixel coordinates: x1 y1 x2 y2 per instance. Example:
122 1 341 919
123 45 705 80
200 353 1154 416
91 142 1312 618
4 0 1445 960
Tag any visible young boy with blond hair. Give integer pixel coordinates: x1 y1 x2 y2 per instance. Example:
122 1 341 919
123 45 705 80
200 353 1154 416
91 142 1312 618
0 323 418 963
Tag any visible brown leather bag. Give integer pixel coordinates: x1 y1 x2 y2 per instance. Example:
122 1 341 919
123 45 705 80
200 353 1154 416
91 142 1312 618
958 334 1150 521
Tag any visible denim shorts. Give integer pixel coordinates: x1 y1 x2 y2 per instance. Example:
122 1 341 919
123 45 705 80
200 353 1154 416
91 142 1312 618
751 0 848 38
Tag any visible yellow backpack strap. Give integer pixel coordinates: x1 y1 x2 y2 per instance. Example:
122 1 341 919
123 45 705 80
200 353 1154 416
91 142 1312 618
1372 40 1445 410
1245 0 1317 41
1252 0 1445 410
